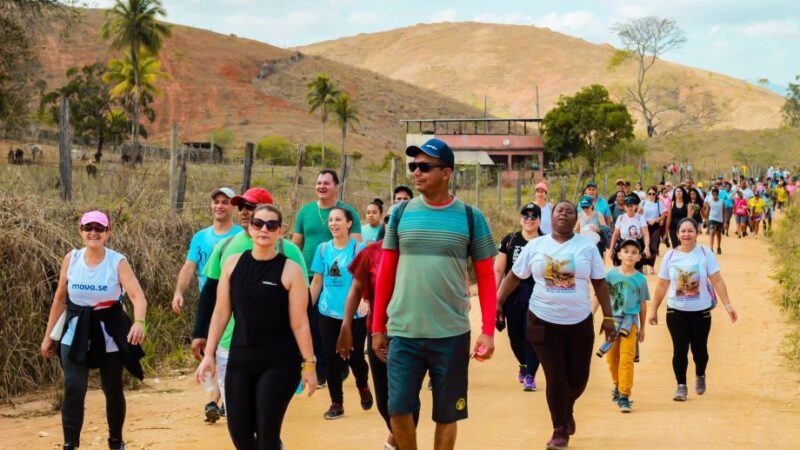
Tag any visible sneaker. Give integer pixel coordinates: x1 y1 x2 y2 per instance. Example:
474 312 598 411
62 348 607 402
717 247 721 255
219 404 226 417
567 413 576 436
204 401 221 423
517 365 526 383
673 384 688 401
359 387 374 410
611 387 620 402
323 403 344 420
696 375 707 395
523 375 536 392
618 396 632 413
545 426 570 450
108 438 126 450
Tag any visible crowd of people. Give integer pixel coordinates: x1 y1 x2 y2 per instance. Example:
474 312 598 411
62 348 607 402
39 144 797 450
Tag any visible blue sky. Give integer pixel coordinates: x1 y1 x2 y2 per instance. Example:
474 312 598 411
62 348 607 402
95 0 799 91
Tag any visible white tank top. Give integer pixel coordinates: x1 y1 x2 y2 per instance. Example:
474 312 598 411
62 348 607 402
61 247 127 352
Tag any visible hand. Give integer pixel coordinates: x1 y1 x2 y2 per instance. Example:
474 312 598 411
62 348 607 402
647 311 658 326
191 338 207 361
638 326 646 343
336 325 353 360
40 337 55 358
127 321 146 345
599 319 616 341
590 224 599 232
726 305 738 323
171 293 184 315
195 355 215 384
371 333 389 363
472 334 495 361
495 307 506 332
644 247 651 258
301 369 318 397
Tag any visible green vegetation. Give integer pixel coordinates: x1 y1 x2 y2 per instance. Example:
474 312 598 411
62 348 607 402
330 93 360 166
782 75 800 128
255 135 296 165
771 199 800 370
306 73 340 163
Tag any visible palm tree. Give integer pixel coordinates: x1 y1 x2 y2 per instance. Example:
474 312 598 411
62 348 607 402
103 53 169 100
101 0 170 159
331 93 359 167
306 74 340 165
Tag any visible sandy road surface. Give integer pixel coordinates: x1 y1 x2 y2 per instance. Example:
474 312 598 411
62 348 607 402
2 230 800 449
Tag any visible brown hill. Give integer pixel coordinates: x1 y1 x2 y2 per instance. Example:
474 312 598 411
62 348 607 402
36 10 485 158
300 22 784 131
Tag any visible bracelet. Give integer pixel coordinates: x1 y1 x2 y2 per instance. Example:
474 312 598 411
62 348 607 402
724 304 734 310
301 362 316 372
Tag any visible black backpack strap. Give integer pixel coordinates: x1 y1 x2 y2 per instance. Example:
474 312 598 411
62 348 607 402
218 235 235 258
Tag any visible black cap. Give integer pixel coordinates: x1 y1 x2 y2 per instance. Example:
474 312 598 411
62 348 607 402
520 203 542 217
619 239 642 252
624 195 639 205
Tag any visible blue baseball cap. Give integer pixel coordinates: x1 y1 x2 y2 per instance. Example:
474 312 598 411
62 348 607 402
586 181 598 188
578 195 593 208
406 138 455 169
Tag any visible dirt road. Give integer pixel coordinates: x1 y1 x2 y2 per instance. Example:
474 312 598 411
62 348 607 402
2 230 799 449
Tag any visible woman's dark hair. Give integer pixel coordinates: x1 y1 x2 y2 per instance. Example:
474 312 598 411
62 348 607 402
253 204 283 223
677 217 699 232
648 185 658 195
369 198 385 214
393 185 413 199
318 169 339 185
671 186 688 203
330 207 354 230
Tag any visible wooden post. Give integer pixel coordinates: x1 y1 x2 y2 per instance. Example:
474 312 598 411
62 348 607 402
58 97 72 202
292 144 305 210
176 156 187 212
496 169 502 206
515 177 522 210
242 142 254 193
169 123 178 209
209 134 215 165
451 167 458 196
474 164 480 207
390 157 397 200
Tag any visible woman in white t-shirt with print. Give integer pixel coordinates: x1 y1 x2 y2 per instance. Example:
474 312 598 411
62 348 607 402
648 217 737 402
641 186 666 274
497 201 615 449
608 196 651 270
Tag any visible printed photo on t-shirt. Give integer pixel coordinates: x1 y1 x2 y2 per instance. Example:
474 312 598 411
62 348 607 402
674 265 701 299
544 255 576 292
627 225 640 239
328 259 342 277
608 280 628 312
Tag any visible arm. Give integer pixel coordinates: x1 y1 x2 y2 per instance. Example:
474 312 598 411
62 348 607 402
195 255 238 383
291 232 304 249
370 249 399 362
472 257 497 360
493 252 507 288
310 273 323 306
638 301 648 342
41 253 70 358
642 225 651 257
337 278 363 360
709 272 737 323
648 278 670 325
285 261 318 396
666 207 673 228
171 260 197 314
118 259 147 345
496 272 521 311
190 278 219 359
591 278 615 341
597 213 607 228
608 228 620 256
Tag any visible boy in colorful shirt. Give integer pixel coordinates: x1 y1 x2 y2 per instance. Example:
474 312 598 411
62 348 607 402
603 239 650 413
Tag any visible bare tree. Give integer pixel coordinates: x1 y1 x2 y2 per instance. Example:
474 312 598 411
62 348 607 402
610 17 687 137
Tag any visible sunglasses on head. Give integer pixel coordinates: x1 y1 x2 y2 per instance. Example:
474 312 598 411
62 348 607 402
408 162 447 173
80 224 108 233
237 201 257 211
249 218 281 231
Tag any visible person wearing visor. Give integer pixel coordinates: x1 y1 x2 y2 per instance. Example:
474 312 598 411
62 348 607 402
372 138 498 450
41 211 148 450
495 203 543 391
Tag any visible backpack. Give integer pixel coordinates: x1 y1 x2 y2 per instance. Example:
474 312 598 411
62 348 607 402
661 246 718 309
391 200 475 246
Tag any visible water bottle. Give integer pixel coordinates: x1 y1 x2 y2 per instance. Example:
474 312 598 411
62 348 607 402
202 370 215 392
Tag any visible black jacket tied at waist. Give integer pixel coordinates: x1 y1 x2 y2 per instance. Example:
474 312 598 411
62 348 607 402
61 297 145 380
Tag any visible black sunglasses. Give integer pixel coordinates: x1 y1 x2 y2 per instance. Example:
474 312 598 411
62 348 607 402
521 213 540 221
648 192 656 195
408 162 447 173
237 201 257 211
250 218 281 231
80 224 108 233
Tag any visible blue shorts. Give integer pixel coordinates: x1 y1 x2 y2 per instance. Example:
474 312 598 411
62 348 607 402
387 332 470 423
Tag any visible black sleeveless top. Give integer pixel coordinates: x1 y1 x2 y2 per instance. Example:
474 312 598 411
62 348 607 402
227 251 301 370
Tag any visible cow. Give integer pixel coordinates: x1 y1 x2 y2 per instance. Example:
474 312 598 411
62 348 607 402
14 148 24 164
86 161 97 178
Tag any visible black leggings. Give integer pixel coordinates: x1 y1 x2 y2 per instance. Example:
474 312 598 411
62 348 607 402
367 334 419 433
504 303 539 377
527 312 594 429
666 307 712 385
225 365 300 450
60 344 125 447
307 290 326 381
319 314 369 404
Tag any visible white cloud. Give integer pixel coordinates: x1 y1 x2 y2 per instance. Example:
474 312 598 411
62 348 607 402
744 20 800 37
431 8 457 23
536 11 596 33
348 11 378 26
472 12 534 25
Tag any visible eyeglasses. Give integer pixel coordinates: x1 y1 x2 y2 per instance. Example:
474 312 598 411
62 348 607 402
408 162 447 173
249 218 281 231
647 192 656 196
521 214 540 221
80 224 108 233
237 201 257 211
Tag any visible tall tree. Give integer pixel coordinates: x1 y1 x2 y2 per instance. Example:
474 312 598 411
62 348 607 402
306 74 340 165
610 17 687 137
101 0 170 158
542 85 635 176
782 75 800 128
330 93 359 166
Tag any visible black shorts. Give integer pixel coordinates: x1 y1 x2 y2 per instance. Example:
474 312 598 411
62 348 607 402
708 220 723 231
387 332 470 423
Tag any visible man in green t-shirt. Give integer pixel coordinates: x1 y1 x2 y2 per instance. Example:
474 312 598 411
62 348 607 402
292 169 361 385
190 187 308 411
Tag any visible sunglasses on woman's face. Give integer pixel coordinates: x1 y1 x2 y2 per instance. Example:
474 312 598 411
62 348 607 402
408 162 446 173
237 201 257 211
648 192 656 196
250 218 281 231
80 224 108 233
521 213 540 221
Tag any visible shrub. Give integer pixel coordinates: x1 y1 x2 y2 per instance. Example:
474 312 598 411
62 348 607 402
771 197 800 370
256 135 296 165
305 143 340 168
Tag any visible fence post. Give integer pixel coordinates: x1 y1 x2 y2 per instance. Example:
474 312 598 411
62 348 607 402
451 167 458 196
242 142 254 193
475 164 480 207
515 177 522 210
292 144 305 210
169 123 178 209
390 157 397 200
58 97 72 202
176 156 187 211
496 169 502 207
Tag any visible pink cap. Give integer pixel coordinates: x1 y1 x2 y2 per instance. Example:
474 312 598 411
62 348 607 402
535 182 548 193
80 210 109 227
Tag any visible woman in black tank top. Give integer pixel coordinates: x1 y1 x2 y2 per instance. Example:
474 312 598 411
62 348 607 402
196 205 317 450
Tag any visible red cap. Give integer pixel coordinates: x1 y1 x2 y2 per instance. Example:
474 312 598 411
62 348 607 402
231 188 273 206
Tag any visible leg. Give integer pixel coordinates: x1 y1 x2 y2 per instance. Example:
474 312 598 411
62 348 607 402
564 315 594 413
216 347 229 407
616 326 638 397
367 335 392 432
428 333 470 447
98 352 126 444
225 366 258 450
347 317 370 390
605 338 621 389
523 312 540 377
388 337 427 450
434 422 458 450
689 310 712 377
254 367 300 450
391 415 418 450
307 289 325 382
528 312 570 428
503 302 527 367
60 345 89 447
666 309 691 385
318 314 344 405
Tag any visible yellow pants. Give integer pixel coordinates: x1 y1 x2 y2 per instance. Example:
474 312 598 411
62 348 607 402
606 324 638 397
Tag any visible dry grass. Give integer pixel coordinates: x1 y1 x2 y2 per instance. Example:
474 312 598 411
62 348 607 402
771 198 800 370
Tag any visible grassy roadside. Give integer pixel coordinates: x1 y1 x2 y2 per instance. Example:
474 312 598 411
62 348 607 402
771 198 800 371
